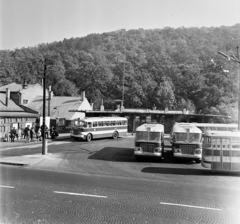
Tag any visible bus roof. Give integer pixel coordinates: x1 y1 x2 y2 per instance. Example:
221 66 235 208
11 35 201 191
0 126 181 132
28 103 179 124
204 130 240 138
192 123 237 128
77 117 127 122
172 123 202 133
136 123 164 132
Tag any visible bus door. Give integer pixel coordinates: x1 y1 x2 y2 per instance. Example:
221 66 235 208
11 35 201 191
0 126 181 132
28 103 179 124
211 137 240 171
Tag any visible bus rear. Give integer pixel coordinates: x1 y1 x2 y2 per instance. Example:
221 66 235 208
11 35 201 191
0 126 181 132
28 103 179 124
134 123 164 160
170 123 202 163
202 131 240 171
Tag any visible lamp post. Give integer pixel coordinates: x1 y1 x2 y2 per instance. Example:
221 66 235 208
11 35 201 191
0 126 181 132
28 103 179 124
218 47 240 130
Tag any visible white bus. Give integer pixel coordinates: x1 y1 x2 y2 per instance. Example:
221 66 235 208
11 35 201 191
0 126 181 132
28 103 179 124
202 131 240 171
188 123 238 133
70 117 128 141
170 123 203 163
134 123 164 160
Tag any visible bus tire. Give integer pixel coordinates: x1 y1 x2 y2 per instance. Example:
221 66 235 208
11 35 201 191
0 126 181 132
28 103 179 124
86 134 92 142
112 131 118 139
195 159 201 164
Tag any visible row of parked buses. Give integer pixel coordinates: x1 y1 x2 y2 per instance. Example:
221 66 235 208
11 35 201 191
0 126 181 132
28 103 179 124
134 122 240 172
70 117 240 172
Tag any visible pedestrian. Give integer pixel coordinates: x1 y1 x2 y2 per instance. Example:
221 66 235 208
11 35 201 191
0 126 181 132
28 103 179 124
36 128 41 141
24 125 30 143
50 126 55 139
10 127 17 142
30 127 36 142
17 127 22 140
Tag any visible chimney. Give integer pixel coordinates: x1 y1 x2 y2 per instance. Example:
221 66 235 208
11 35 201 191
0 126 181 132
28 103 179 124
22 78 28 89
100 98 104 111
6 88 10 106
81 91 85 101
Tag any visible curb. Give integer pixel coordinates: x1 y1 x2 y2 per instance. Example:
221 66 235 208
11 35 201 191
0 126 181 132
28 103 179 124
0 161 29 166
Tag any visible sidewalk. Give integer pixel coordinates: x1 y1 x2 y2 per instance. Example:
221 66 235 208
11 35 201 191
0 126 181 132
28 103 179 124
0 133 71 149
0 133 71 166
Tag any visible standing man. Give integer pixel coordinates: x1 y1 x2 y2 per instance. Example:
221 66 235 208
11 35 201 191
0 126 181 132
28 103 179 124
10 127 17 142
24 125 30 143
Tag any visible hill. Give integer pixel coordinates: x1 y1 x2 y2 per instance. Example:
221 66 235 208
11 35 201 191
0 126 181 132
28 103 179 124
0 24 240 121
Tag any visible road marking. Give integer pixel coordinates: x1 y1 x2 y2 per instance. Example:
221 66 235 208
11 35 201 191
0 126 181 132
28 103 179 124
160 202 222 211
54 191 107 198
0 185 15 188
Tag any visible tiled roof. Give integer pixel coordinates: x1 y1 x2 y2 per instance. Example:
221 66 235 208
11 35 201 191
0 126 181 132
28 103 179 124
0 83 41 92
29 96 83 120
0 93 24 112
0 112 39 117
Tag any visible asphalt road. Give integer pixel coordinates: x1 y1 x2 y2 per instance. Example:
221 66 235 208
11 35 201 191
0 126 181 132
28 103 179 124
1 137 240 223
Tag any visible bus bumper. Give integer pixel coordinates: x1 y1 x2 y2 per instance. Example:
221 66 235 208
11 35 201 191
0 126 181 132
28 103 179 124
134 147 162 157
70 134 86 140
173 153 201 159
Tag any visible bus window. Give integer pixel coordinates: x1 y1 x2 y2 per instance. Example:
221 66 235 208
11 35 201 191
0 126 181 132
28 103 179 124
204 136 211 147
98 121 103 127
175 133 187 141
136 131 148 141
149 132 161 141
88 122 92 128
188 133 201 143
93 122 97 127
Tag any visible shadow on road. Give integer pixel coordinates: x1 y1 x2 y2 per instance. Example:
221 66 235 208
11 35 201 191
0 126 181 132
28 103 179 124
88 147 136 162
141 167 240 176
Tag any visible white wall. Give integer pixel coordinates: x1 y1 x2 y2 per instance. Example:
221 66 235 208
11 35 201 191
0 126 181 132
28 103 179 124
71 98 92 120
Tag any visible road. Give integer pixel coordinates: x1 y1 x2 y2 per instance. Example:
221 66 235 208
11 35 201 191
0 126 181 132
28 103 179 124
1 137 240 223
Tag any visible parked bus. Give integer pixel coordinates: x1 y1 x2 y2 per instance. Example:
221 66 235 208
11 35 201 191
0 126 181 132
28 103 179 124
134 123 164 160
170 123 202 163
188 123 238 133
70 117 128 141
202 131 240 171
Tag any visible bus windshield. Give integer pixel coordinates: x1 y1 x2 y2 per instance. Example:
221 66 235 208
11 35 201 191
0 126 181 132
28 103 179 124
136 131 161 142
188 133 201 143
175 133 187 141
175 133 201 142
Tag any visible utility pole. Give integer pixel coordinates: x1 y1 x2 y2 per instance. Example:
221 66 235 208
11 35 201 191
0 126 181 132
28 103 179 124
218 46 240 130
42 57 47 155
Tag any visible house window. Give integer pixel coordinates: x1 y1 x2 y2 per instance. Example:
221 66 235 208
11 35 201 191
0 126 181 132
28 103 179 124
23 100 28 104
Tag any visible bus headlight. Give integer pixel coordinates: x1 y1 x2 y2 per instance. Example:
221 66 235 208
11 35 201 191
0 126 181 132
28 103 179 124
174 148 181 153
135 147 141 151
194 149 202 154
154 147 162 153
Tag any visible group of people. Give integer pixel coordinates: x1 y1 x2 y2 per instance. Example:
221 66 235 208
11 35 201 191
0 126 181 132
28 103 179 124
7 125 58 143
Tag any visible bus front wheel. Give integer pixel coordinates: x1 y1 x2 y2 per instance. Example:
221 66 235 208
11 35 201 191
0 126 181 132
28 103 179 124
195 159 201 164
86 134 92 142
112 131 118 139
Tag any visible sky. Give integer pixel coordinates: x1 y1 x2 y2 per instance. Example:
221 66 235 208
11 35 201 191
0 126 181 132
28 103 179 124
0 0 240 50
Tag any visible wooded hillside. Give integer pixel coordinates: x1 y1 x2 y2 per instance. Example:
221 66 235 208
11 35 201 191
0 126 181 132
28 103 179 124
1 24 240 121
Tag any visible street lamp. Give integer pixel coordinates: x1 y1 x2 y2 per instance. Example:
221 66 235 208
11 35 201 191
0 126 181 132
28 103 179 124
218 47 240 130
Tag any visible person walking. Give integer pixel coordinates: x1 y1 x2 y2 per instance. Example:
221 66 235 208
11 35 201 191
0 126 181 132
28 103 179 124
30 127 36 142
36 128 41 141
10 127 17 142
17 127 22 140
24 125 30 143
